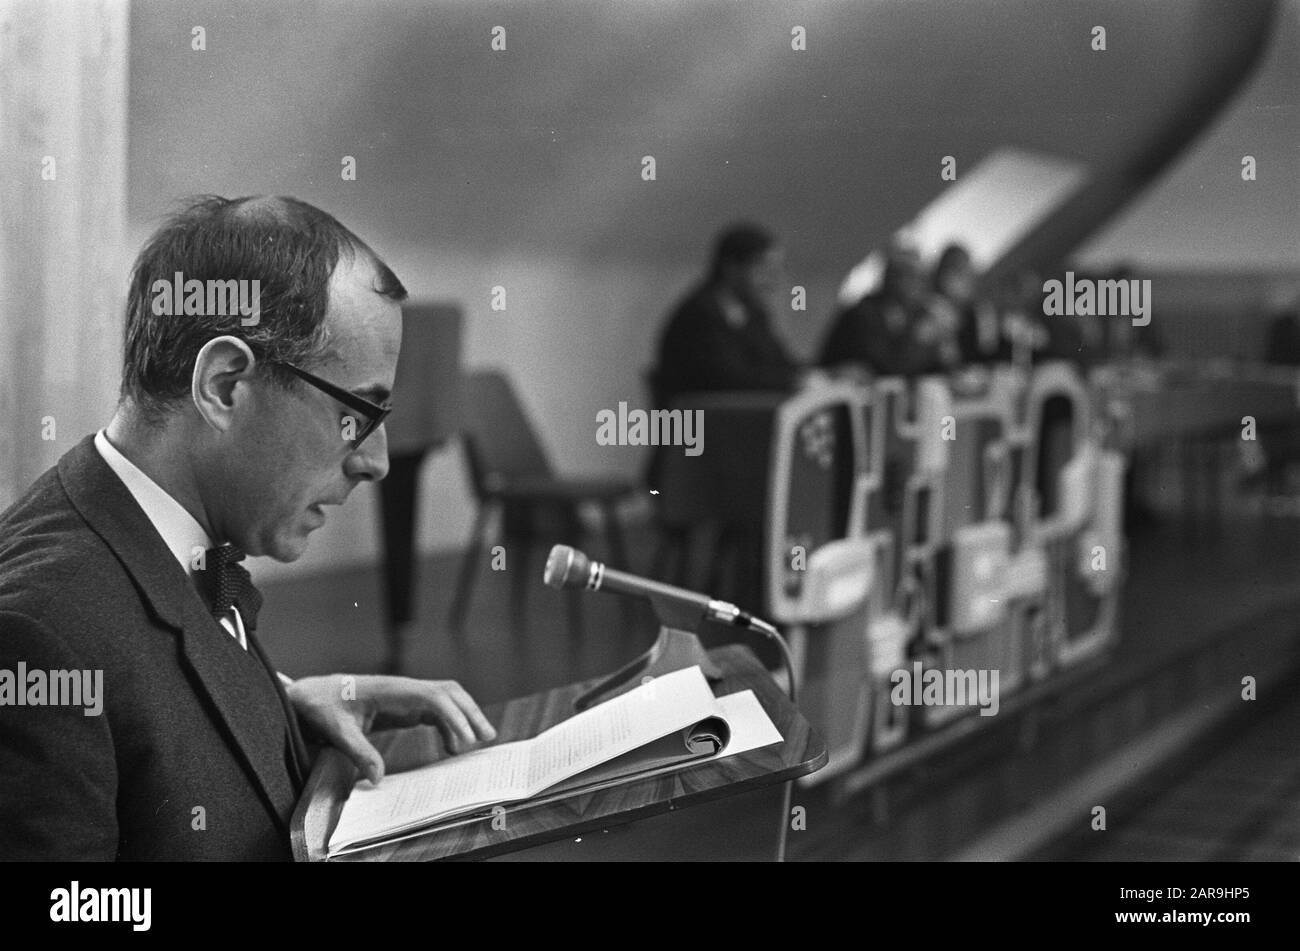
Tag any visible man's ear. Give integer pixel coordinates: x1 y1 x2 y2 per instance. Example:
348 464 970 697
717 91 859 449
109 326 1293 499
191 336 257 433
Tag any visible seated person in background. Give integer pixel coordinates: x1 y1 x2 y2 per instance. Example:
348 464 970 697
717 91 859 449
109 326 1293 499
991 268 1052 366
0 195 496 860
652 223 803 407
932 243 1007 366
818 242 959 378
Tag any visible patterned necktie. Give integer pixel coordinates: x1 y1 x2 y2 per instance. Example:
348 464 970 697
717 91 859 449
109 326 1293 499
197 544 263 631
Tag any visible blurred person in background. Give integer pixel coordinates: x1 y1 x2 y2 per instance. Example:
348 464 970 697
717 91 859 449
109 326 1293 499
651 222 804 408
648 223 817 619
991 269 1052 368
932 243 1007 366
818 241 959 378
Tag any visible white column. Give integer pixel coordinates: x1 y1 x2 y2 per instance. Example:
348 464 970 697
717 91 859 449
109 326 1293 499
0 0 128 507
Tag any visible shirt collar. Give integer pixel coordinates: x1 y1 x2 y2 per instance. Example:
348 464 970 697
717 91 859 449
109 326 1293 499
93 429 214 577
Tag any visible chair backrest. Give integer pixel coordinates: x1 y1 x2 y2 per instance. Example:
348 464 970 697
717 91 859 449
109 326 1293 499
386 302 464 454
460 369 555 497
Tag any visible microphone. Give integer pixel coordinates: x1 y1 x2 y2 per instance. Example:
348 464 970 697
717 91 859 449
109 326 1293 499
544 544 753 629
545 544 797 704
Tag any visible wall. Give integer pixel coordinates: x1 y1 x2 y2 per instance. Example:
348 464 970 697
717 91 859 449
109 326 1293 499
113 0 1300 580
0 0 128 510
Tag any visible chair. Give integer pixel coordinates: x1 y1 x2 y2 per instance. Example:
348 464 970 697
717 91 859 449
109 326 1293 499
448 369 638 636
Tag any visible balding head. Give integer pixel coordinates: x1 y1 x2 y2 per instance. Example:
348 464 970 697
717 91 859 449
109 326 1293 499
120 195 406 422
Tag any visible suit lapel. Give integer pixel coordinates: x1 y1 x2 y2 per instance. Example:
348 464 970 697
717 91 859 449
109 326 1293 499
59 435 300 825
176 597 300 823
246 629 311 789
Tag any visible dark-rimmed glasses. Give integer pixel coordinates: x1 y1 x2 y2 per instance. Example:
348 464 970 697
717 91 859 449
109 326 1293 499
272 361 392 449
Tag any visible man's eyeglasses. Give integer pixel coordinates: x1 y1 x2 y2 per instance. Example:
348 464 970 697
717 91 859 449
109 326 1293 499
271 361 392 449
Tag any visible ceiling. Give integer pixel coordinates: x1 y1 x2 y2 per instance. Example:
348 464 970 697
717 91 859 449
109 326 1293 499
129 0 1298 278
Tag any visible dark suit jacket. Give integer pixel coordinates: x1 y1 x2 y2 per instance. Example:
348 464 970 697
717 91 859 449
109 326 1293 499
0 435 309 860
652 281 800 407
817 294 949 377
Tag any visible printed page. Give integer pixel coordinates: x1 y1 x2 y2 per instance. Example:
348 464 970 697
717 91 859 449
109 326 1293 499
520 665 721 794
329 687 786 858
330 740 533 851
329 665 719 853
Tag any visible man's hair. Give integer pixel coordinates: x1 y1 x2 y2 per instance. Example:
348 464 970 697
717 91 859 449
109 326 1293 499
120 195 407 420
934 243 972 283
709 223 775 281
882 241 923 295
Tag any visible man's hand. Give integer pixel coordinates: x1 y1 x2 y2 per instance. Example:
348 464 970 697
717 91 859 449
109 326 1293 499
286 675 496 784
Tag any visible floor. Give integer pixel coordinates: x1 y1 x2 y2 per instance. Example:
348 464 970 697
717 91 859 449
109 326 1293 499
1031 670 1300 862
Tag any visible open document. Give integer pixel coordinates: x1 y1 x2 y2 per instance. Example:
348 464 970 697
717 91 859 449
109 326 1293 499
328 665 782 857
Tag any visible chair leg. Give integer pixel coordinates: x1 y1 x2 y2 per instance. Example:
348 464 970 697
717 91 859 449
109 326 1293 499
735 521 764 613
565 582 585 642
378 451 425 630
511 537 533 636
448 505 491 637
602 499 630 570
669 525 694 588
706 522 732 597
378 451 425 674
650 524 671 581
600 500 635 631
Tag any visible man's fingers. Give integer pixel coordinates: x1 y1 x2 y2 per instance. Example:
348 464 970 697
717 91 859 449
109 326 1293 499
430 692 477 753
445 682 496 741
353 676 496 751
334 715 385 784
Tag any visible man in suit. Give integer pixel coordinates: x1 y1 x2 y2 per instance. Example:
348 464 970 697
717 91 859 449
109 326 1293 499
932 243 1010 367
651 223 804 407
0 195 495 860
647 224 817 622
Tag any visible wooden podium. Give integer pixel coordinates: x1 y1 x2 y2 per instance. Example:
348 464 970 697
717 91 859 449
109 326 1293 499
291 645 827 861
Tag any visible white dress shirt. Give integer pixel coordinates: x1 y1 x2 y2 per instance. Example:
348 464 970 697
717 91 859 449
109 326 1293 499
94 429 250 650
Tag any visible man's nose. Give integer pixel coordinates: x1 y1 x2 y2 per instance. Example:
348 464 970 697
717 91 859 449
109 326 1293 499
345 423 390 482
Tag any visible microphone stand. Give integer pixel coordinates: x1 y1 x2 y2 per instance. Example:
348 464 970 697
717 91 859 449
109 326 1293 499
573 593 725 711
